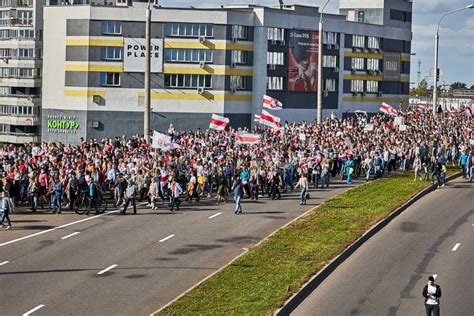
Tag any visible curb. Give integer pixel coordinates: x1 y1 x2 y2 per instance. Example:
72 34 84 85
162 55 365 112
275 172 462 316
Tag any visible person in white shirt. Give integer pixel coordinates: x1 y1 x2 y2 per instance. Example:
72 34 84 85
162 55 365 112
422 275 441 316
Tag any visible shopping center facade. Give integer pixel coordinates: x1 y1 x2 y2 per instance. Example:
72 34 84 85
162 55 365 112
40 0 412 144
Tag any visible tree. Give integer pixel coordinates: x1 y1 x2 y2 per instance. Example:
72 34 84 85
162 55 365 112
450 82 466 90
470 85 474 90
411 79 429 97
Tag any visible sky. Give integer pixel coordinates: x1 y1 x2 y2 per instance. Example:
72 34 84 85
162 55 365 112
162 0 474 87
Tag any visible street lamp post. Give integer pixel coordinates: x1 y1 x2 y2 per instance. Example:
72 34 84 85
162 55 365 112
433 4 473 115
144 1 152 143
317 0 330 124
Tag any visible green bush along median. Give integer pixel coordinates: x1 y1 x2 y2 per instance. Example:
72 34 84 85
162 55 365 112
158 169 460 315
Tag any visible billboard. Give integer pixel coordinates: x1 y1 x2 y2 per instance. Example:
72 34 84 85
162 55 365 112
383 52 401 81
288 30 319 92
123 38 163 73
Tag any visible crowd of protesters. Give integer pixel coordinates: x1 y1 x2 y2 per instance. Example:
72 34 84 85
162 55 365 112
0 106 473 229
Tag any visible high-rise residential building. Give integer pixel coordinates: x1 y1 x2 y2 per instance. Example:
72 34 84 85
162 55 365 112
0 0 42 143
40 0 412 144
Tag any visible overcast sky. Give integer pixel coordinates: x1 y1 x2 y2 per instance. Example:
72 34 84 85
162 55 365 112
162 0 474 87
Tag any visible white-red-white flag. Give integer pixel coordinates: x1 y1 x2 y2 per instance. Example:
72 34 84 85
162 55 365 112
379 102 398 116
263 95 283 110
209 114 229 131
466 104 474 117
417 104 427 111
254 114 262 123
259 110 281 129
235 132 261 145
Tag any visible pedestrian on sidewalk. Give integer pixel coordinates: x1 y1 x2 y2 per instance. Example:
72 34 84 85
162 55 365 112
422 275 441 316
295 173 309 205
0 191 13 229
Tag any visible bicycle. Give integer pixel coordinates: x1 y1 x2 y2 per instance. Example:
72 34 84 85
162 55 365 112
74 190 107 215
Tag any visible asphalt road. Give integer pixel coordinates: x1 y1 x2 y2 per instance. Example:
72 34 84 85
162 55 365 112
291 177 474 316
0 180 357 316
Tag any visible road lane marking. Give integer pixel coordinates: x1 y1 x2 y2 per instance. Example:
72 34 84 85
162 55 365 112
208 212 222 219
159 234 175 243
0 210 119 247
61 232 80 240
97 264 118 275
433 274 438 280
452 243 461 251
22 304 45 316
0 260 9 266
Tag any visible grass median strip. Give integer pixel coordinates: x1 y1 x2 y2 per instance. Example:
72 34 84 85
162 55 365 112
158 170 459 315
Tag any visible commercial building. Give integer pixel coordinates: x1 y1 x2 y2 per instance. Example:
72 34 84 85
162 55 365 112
41 0 412 144
0 0 42 143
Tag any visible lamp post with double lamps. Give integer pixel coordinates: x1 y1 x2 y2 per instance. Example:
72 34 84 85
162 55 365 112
432 4 473 115
317 0 330 124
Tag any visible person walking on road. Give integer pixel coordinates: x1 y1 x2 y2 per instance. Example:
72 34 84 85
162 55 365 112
295 173 309 205
169 178 183 212
232 177 243 215
344 155 355 184
0 191 14 229
51 176 63 214
121 179 137 215
422 275 441 316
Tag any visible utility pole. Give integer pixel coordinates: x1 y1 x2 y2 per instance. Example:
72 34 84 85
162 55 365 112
417 59 421 84
144 2 151 143
317 0 330 124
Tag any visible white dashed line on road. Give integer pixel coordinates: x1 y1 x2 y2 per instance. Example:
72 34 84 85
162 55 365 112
0 210 119 247
61 232 80 240
22 304 45 316
0 260 9 266
452 243 461 251
97 264 118 275
159 234 175 243
208 212 222 219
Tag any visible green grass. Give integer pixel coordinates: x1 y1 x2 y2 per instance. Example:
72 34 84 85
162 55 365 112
158 168 460 316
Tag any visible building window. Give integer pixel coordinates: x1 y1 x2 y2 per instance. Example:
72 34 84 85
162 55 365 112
266 76 283 90
267 27 285 41
164 74 212 88
350 80 363 92
351 57 364 70
232 25 248 40
368 36 380 49
165 23 213 37
101 47 122 60
0 11 9 25
367 58 379 71
323 55 337 68
267 51 284 65
230 76 246 90
100 72 120 86
17 10 33 25
101 21 122 35
164 48 213 63
352 35 365 48
232 50 247 64
323 32 337 45
324 79 336 92
0 0 11 6
0 49 10 58
366 80 378 93
18 48 34 59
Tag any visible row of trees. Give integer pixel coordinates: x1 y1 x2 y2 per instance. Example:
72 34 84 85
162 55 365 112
410 80 474 97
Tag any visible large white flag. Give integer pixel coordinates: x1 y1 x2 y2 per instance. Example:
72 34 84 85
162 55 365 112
263 94 283 110
209 114 230 130
152 131 180 151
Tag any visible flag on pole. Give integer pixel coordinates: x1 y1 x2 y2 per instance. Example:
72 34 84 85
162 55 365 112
254 114 262 123
379 102 398 116
209 114 229 131
152 131 180 151
466 104 474 117
235 132 261 145
263 95 283 110
259 110 281 129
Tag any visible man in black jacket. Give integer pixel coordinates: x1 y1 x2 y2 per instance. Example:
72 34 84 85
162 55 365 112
422 275 441 316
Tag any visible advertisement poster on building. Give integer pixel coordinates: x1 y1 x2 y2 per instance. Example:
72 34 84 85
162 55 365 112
288 30 319 92
383 52 401 81
123 38 163 73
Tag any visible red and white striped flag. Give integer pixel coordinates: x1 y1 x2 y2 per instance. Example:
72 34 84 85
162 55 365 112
379 102 398 116
235 132 261 145
417 104 427 111
263 95 283 110
254 114 262 123
209 114 229 131
466 104 474 117
259 110 281 130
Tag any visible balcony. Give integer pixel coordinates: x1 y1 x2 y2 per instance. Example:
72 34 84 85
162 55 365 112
0 131 40 144
0 114 40 126
0 77 41 87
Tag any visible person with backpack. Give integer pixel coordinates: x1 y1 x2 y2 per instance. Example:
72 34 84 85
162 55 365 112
422 275 441 316
0 191 14 229
121 180 137 215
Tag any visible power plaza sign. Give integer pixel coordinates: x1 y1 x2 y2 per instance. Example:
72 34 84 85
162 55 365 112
123 38 163 73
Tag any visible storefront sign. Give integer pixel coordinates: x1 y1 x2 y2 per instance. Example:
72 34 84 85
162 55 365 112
123 38 163 73
46 115 80 133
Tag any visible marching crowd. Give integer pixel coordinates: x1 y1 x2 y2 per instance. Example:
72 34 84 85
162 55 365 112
0 106 473 229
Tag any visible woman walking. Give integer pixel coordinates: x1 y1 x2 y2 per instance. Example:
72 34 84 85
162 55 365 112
295 173 309 205
232 177 243 215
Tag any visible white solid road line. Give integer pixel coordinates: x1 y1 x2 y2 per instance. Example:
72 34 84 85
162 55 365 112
97 264 118 275
0 210 119 247
22 304 45 316
159 234 175 243
0 260 9 266
452 243 461 251
61 232 80 240
208 212 222 219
